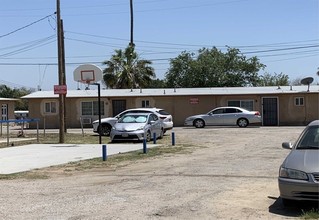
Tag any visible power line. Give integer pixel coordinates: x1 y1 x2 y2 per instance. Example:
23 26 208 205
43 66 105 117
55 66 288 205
0 13 56 38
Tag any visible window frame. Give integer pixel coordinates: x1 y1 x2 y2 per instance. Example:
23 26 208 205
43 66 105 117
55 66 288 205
81 101 105 116
142 100 150 108
227 100 254 111
294 97 304 106
44 101 57 114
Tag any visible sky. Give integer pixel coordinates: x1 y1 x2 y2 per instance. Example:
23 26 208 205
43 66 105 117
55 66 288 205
0 0 318 91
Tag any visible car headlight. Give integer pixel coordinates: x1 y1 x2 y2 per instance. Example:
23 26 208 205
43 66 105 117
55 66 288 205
136 126 144 130
279 167 308 180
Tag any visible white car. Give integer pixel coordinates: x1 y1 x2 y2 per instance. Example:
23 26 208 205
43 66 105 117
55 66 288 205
92 107 173 136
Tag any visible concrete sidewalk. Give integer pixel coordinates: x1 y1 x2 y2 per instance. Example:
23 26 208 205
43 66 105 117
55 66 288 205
0 143 158 174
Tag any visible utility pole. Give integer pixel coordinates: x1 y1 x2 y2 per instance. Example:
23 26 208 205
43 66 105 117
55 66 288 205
129 0 134 47
56 0 65 143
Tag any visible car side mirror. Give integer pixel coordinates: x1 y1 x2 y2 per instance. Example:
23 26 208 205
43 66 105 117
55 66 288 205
282 142 293 149
149 120 155 125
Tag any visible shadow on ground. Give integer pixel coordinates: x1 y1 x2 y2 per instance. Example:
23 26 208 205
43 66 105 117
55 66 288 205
268 196 319 217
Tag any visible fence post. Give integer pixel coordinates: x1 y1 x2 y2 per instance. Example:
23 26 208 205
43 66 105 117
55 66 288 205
143 139 147 153
153 132 156 144
172 131 175 146
102 144 107 161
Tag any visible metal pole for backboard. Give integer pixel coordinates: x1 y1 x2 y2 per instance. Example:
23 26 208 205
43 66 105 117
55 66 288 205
6 122 9 146
93 83 102 144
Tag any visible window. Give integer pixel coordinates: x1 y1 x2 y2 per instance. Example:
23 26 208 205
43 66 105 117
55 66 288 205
225 108 239 113
142 100 150 108
228 100 254 111
81 101 104 116
295 97 304 106
44 102 57 114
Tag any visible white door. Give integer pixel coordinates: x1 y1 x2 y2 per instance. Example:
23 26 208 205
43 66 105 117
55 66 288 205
2 104 8 120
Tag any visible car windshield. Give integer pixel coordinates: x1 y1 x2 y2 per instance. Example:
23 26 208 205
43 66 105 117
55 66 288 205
118 115 147 123
297 126 319 149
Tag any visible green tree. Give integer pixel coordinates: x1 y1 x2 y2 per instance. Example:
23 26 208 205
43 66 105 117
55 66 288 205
165 47 265 88
102 46 156 89
0 85 31 110
148 78 167 88
257 72 289 86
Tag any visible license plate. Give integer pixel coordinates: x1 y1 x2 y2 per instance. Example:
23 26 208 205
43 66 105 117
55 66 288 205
122 133 129 137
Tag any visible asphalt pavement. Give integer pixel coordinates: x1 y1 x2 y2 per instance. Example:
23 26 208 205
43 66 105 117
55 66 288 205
0 142 159 175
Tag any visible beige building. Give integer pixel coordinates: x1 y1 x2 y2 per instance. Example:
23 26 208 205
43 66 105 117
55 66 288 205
22 85 319 129
0 98 18 121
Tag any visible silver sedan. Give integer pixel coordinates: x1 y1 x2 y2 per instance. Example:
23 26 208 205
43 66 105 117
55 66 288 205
184 106 261 128
110 113 164 142
278 120 319 206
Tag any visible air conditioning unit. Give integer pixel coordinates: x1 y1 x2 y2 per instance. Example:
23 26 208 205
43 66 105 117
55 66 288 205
82 118 92 124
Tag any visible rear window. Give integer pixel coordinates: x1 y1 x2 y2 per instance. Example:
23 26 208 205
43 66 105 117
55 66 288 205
157 110 170 115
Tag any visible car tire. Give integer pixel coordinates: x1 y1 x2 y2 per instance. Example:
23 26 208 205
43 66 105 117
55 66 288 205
237 118 249 127
194 119 205 128
99 124 112 136
146 130 152 142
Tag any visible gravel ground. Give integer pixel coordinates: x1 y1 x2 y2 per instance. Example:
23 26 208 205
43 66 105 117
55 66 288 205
0 126 317 220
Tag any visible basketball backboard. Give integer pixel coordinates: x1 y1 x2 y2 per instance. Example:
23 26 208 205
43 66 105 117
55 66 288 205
73 64 103 84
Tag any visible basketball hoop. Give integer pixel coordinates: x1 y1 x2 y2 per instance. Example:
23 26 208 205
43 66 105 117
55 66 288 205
73 64 103 89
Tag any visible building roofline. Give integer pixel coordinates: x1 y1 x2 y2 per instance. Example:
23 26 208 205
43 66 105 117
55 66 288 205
22 86 319 99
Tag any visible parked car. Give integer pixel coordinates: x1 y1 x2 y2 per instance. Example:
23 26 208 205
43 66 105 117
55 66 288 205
184 106 261 128
110 112 164 142
278 120 319 206
92 108 173 136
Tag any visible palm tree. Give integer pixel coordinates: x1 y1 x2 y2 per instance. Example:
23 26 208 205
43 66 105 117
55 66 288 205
102 46 155 89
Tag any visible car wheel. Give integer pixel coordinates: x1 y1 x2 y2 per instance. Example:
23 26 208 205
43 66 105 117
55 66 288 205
194 119 205 128
237 118 249 127
99 124 112 136
146 130 152 142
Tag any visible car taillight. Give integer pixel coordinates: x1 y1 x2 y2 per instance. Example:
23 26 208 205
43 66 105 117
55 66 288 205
160 116 167 120
255 111 260 116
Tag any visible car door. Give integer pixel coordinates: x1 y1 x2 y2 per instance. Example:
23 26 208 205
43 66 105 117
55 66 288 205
222 108 240 125
149 113 161 135
205 109 224 125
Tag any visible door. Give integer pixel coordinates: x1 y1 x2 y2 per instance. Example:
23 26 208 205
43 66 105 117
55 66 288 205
222 108 239 125
206 108 224 125
112 100 126 117
262 97 278 126
1 104 8 120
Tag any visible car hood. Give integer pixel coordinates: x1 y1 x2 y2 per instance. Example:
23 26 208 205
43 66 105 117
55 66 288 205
283 150 319 173
114 123 146 131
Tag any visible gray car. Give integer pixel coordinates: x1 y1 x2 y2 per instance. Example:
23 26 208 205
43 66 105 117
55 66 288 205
184 106 261 128
110 113 164 142
278 120 319 206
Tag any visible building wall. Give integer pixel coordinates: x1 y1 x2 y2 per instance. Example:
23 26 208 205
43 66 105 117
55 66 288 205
0 100 16 119
278 93 319 125
26 92 319 129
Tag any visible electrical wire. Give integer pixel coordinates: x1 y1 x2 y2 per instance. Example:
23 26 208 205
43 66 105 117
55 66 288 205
0 13 56 38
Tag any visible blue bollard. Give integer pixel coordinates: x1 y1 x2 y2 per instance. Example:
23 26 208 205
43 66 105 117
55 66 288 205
172 131 175 146
153 132 156 144
102 144 107 161
143 138 147 153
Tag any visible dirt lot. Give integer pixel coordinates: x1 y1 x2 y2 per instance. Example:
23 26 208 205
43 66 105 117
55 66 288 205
0 126 316 219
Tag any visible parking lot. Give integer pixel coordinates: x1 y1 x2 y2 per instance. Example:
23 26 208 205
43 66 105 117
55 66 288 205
0 126 316 219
